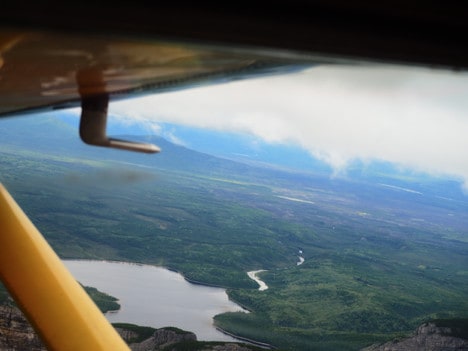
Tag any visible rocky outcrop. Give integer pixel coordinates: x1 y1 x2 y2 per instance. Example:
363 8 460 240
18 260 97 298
0 306 262 351
124 327 265 351
0 305 45 351
363 322 468 351
114 328 140 343
129 328 196 351
210 344 256 351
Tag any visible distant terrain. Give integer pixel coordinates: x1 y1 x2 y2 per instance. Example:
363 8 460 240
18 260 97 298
0 113 467 350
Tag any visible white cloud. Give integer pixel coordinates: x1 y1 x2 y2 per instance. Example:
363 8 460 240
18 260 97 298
110 64 468 188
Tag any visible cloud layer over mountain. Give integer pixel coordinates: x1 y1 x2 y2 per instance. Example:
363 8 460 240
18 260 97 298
110 64 468 189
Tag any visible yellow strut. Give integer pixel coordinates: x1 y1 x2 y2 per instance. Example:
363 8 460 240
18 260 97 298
0 184 130 351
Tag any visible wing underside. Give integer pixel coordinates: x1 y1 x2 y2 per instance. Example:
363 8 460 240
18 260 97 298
0 29 310 117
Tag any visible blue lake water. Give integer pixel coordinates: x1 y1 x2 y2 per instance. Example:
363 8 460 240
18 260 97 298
64 260 245 341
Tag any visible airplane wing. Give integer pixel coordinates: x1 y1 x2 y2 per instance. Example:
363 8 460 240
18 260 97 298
2 1 468 118
0 29 311 152
0 29 310 118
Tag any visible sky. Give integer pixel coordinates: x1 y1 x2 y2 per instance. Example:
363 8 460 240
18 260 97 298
109 64 468 190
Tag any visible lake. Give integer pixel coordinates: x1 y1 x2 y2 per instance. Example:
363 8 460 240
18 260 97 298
64 260 245 341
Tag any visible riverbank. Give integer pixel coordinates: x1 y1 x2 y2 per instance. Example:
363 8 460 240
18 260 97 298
215 326 275 349
64 259 248 342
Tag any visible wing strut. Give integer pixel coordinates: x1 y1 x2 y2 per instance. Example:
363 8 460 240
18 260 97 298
0 184 130 351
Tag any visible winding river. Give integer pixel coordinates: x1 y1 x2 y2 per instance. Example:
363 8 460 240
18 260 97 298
64 260 245 341
247 270 269 291
247 251 305 290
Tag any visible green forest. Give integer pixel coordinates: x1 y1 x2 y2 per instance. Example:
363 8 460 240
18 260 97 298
0 116 467 350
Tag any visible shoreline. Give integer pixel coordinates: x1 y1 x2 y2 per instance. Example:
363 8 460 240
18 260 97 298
64 259 273 347
215 326 275 349
64 259 268 345
65 259 233 289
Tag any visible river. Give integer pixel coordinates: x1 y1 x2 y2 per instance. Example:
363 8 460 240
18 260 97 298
64 260 245 342
247 270 269 291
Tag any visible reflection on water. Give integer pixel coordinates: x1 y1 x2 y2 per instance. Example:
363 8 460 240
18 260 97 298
64 260 245 341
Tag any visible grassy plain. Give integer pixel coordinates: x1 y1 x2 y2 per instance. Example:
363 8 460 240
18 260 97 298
1 115 467 350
